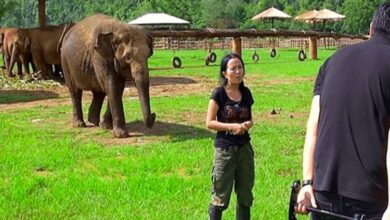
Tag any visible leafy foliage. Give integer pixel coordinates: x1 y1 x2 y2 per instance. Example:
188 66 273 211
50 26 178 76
0 0 386 34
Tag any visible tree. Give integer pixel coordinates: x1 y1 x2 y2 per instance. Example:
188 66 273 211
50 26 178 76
0 0 386 35
147 0 202 28
342 0 386 34
0 0 16 22
46 0 85 25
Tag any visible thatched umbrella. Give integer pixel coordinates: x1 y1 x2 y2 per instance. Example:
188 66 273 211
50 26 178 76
252 7 291 28
295 8 345 30
315 8 346 22
295 10 319 29
295 10 319 22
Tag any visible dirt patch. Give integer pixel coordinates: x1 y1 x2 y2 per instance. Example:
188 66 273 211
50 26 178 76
1 75 311 112
0 76 215 112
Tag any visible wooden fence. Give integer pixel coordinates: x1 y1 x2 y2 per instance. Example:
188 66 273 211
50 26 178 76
153 37 365 50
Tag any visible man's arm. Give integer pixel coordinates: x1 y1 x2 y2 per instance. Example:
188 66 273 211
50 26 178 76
296 95 320 213
382 130 390 220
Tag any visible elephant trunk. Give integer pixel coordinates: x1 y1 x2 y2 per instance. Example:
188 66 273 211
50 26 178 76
132 63 155 128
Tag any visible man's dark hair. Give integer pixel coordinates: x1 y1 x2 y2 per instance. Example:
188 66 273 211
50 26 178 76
372 3 390 37
219 53 245 90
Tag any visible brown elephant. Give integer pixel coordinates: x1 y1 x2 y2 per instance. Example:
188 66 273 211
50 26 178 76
59 14 156 138
0 28 7 69
2 28 31 77
25 23 73 79
21 23 74 79
2 24 72 79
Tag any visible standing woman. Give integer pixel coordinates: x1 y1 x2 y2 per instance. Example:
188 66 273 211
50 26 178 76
206 53 255 220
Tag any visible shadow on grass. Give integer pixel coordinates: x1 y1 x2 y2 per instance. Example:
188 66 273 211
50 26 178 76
0 90 59 104
125 120 214 141
150 76 197 86
125 76 197 88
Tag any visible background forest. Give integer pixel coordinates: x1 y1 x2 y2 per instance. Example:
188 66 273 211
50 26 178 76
0 0 387 35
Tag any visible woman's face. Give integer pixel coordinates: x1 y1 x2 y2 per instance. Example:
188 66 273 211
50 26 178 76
223 57 244 85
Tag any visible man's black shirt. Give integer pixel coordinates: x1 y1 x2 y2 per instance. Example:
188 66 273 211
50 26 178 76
313 35 390 206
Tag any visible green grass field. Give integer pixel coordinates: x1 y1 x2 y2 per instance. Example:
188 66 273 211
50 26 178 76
0 47 336 219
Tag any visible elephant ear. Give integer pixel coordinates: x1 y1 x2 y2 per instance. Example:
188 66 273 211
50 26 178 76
94 32 115 57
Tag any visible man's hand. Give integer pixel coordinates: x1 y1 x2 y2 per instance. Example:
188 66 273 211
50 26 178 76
296 185 317 214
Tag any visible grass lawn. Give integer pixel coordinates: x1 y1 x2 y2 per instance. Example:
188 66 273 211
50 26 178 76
0 47 336 219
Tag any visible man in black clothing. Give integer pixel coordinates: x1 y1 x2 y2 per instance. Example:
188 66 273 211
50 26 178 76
296 3 390 220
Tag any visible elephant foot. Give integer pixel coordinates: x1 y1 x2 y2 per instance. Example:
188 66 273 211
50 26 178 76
8 73 16 78
145 113 156 128
73 119 86 128
99 120 113 130
112 128 129 138
88 117 100 127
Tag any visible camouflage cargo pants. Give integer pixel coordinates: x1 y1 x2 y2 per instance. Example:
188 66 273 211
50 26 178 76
210 142 255 209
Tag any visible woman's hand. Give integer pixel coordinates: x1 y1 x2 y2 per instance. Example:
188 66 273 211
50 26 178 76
230 123 246 135
242 121 253 130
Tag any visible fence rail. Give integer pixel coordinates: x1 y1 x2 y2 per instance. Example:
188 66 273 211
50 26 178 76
153 37 365 50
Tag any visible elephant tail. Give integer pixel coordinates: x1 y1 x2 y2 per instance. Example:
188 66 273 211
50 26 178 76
57 23 74 54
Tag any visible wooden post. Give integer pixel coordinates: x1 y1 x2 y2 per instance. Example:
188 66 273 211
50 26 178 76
232 37 242 57
309 36 318 60
38 0 46 27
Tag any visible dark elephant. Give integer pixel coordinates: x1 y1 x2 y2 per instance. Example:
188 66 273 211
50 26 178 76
59 14 156 138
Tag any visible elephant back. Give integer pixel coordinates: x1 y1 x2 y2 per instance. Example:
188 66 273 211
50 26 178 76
67 14 128 48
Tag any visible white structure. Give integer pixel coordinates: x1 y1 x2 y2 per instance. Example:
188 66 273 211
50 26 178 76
129 13 190 29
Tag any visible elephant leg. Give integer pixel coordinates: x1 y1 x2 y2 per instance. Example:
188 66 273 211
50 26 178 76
69 88 86 128
100 102 113 130
4 55 11 75
21 55 30 75
32 51 48 79
16 61 23 76
29 53 37 73
4 52 10 72
88 91 105 126
45 64 55 79
8 44 18 77
106 78 128 138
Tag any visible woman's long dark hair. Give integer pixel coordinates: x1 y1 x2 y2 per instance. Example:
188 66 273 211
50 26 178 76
219 53 245 90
